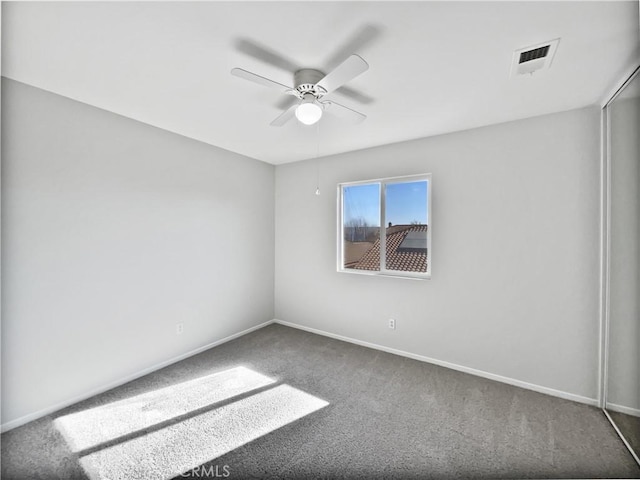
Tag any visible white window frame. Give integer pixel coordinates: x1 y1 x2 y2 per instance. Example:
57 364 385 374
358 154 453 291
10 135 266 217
337 173 432 280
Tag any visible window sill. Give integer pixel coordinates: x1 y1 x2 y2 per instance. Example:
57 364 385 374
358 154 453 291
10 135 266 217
337 268 431 280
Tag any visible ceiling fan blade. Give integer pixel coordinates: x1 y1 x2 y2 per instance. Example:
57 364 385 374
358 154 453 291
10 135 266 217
270 103 299 127
322 100 366 124
316 54 369 94
330 85 375 105
231 68 293 93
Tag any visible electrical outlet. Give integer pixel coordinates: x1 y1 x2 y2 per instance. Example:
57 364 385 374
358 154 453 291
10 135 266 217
176 323 184 335
388 318 396 330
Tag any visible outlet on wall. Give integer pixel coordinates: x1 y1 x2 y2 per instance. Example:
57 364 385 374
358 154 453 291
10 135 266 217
176 323 184 335
388 318 396 330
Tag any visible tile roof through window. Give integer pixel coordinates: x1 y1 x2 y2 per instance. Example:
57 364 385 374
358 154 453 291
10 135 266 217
350 225 428 273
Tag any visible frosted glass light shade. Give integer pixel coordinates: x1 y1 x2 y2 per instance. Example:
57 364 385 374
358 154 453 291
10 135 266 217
295 99 323 125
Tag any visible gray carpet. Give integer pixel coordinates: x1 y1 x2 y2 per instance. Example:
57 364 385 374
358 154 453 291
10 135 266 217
2 323 639 479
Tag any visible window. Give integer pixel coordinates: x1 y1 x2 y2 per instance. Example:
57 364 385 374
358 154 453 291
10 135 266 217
338 174 431 279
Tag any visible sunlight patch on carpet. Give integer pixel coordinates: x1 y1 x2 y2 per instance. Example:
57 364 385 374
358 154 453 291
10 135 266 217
79 384 329 480
55 366 275 452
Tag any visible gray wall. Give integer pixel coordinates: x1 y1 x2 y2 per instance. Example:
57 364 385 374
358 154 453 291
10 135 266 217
608 93 640 414
275 107 601 402
1 79 275 426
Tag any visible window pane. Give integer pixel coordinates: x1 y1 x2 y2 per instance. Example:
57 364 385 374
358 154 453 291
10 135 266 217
342 183 380 271
384 180 428 273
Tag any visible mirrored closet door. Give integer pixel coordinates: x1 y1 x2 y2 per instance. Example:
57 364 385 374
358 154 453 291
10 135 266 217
603 66 640 464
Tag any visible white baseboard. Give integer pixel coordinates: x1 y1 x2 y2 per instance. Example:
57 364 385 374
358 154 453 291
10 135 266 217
606 402 640 418
1 320 275 433
273 319 599 408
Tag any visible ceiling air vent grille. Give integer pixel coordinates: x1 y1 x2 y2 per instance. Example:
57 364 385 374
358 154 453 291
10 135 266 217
511 38 560 77
519 45 550 64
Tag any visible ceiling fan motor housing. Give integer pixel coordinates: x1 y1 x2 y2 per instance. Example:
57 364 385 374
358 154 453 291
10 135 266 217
292 69 327 98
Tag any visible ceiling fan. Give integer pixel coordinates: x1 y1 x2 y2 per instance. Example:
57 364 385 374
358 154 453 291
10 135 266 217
231 54 369 127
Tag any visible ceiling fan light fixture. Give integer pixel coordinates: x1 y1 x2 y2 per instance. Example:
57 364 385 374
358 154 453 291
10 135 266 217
232 54 368 126
295 94 323 125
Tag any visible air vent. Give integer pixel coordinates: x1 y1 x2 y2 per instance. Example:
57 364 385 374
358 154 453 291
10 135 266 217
519 45 550 64
511 38 560 77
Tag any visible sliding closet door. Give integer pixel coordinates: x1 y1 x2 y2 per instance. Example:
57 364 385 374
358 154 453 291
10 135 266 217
604 67 640 463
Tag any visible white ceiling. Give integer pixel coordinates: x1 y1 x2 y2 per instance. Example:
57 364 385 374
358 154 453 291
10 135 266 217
3 1 639 165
